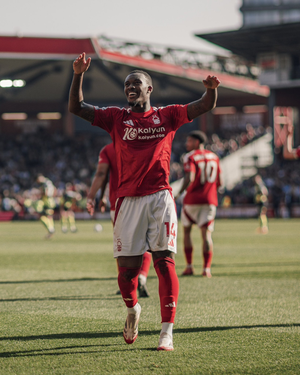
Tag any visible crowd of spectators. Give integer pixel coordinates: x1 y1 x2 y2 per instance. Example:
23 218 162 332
1 124 299 218
225 159 300 217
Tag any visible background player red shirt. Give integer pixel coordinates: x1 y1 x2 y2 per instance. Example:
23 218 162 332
93 105 191 198
98 143 118 211
183 149 221 206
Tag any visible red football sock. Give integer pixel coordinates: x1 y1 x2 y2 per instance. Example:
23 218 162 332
140 251 152 277
118 267 140 308
203 251 213 268
154 257 179 323
184 246 193 265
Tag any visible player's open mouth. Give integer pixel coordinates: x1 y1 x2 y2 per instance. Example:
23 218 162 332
128 92 137 98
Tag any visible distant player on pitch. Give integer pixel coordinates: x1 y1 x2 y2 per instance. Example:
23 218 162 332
176 131 222 278
36 174 57 239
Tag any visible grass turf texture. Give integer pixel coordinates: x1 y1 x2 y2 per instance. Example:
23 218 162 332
0 219 299 375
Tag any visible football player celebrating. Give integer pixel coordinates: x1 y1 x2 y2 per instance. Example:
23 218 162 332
69 52 220 351
176 131 222 278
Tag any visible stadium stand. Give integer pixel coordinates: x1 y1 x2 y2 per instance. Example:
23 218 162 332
0 34 299 219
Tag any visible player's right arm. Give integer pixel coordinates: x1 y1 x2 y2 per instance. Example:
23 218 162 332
187 75 220 120
68 52 95 123
283 124 299 160
86 162 109 216
175 171 191 201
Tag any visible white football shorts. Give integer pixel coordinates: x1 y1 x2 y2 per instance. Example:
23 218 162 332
110 210 115 223
113 190 177 258
181 204 216 232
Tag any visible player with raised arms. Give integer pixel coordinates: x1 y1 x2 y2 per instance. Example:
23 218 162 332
69 52 220 351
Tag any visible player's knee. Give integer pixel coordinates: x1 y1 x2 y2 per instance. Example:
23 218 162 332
152 250 174 262
117 255 143 268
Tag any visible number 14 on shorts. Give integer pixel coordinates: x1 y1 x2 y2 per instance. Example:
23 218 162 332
164 222 176 247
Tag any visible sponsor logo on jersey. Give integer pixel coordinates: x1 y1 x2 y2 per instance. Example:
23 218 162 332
123 128 138 140
123 126 166 141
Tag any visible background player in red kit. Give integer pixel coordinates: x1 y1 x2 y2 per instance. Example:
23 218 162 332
176 131 222 278
283 124 300 160
86 143 152 298
69 52 220 351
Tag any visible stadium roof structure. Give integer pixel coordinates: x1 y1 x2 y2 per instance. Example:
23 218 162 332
195 22 300 63
0 35 269 114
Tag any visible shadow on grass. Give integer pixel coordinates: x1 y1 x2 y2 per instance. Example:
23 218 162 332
0 277 117 285
0 295 121 302
213 261 300 268
0 275 158 285
0 344 124 358
0 323 299 357
0 323 298 343
180 269 300 278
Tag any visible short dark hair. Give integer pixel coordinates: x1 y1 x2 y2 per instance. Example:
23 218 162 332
128 70 152 85
188 130 207 144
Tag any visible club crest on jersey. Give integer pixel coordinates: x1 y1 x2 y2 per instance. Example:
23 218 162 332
152 114 160 124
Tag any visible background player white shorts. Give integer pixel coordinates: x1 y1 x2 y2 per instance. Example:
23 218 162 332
181 204 216 232
110 210 115 223
113 190 177 258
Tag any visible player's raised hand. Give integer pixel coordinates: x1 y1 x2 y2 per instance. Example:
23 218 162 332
73 52 91 74
203 75 220 89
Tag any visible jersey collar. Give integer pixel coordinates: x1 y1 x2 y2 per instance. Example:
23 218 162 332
128 107 155 118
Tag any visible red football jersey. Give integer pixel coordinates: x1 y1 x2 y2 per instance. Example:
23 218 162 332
93 105 191 198
98 143 118 210
183 149 221 206
296 147 300 158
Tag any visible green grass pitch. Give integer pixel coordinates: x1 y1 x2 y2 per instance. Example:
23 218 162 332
0 218 299 374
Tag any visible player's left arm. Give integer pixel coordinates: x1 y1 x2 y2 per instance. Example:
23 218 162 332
86 162 109 216
187 75 220 120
